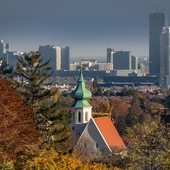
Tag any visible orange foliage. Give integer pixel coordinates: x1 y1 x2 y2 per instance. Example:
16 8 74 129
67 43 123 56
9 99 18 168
0 77 41 160
110 97 129 120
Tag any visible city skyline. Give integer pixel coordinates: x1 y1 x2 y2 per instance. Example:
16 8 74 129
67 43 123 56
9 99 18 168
0 0 170 58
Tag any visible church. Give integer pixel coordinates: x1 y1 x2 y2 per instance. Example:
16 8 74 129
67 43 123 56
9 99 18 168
70 70 126 159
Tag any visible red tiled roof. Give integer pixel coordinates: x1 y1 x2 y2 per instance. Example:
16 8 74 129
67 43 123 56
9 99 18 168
94 117 126 150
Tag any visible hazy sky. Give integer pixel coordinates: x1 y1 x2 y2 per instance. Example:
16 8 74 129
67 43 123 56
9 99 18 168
0 0 170 59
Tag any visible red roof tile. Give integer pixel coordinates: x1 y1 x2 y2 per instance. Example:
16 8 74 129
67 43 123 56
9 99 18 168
94 117 126 150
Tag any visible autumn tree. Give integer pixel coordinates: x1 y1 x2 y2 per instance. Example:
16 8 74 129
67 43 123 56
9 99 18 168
126 119 170 170
14 51 71 152
24 148 116 170
0 77 41 161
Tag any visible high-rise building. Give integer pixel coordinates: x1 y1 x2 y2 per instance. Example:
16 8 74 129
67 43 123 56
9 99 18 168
7 51 23 68
0 40 9 56
113 51 132 70
160 26 170 88
131 55 138 70
107 48 114 63
61 47 70 70
39 45 61 71
149 12 165 76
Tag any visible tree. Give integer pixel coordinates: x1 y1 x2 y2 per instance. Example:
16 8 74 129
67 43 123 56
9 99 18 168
90 78 103 96
25 149 116 170
14 51 53 108
126 119 170 170
0 77 40 161
0 57 13 76
14 51 71 152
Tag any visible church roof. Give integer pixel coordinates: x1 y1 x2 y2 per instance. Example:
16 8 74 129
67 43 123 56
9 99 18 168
71 99 92 108
94 117 127 150
71 71 92 100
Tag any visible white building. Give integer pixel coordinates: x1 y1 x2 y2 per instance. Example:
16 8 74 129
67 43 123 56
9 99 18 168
160 26 170 88
0 40 9 56
70 70 126 159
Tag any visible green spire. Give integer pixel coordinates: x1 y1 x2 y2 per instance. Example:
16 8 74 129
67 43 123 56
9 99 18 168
71 71 92 100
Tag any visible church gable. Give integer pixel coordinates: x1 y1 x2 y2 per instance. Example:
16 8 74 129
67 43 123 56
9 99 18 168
94 117 127 150
75 118 112 158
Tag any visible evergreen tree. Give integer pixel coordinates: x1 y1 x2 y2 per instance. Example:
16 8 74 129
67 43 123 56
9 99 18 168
0 57 13 76
14 51 71 152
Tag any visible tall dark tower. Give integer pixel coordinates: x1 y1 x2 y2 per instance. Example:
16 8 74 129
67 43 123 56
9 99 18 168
107 48 114 63
149 13 165 76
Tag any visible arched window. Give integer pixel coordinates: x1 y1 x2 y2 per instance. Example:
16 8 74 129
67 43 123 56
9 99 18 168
78 111 81 122
85 111 88 121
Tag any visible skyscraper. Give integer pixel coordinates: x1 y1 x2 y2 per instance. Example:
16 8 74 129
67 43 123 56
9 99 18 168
131 55 138 70
39 45 61 71
149 12 165 76
61 47 70 70
113 51 132 70
0 40 9 56
107 48 114 63
160 26 170 88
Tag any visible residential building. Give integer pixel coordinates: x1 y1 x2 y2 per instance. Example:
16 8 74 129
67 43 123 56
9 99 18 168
70 60 113 71
160 26 170 88
149 12 165 76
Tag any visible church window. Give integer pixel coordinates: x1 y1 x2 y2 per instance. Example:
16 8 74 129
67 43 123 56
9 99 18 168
96 143 99 148
85 111 88 121
78 111 81 122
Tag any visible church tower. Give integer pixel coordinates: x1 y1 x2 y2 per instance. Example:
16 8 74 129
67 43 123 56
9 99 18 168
71 70 92 137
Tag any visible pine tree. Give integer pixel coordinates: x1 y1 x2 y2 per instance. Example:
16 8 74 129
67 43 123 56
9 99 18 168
14 51 71 152
0 57 13 76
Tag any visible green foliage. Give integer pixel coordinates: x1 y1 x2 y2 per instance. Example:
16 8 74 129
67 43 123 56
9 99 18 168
0 57 13 76
14 51 71 152
14 51 53 108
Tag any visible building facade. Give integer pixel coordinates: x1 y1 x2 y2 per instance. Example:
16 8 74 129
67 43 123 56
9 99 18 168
160 26 170 88
61 47 70 70
39 45 61 71
0 40 9 56
131 55 138 70
71 70 126 159
149 12 165 76
107 48 114 63
113 51 132 70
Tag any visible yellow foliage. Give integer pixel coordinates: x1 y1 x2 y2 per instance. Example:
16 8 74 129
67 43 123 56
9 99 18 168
25 149 118 170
